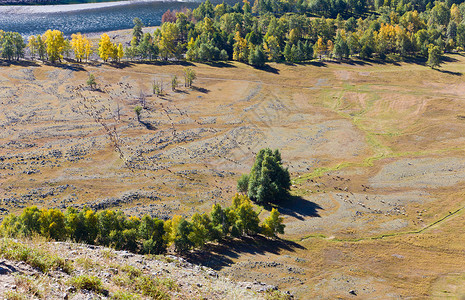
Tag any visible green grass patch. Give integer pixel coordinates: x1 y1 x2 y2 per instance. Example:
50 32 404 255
134 275 170 299
111 291 141 300
294 146 464 184
0 238 73 274
68 275 104 293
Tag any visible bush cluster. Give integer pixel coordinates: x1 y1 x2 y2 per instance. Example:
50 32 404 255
0 194 284 254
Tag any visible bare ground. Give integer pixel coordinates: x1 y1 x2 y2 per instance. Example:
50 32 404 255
2 53 465 298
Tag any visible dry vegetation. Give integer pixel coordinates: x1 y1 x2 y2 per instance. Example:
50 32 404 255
0 236 281 299
2 45 465 298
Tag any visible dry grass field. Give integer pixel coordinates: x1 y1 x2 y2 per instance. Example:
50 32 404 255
2 49 465 298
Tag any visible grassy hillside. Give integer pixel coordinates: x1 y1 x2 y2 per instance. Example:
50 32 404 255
1 52 465 298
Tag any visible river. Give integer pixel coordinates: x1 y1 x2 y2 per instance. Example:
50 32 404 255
0 0 233 36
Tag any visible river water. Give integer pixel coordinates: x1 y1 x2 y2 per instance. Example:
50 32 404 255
0 0 230 36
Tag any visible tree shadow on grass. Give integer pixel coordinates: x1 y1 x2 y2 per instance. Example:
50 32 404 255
448 52 465 57
140 120 157 130
204 61 237 68
132 60 195 67
174 89 188 94
275 195 322 220
330 59 372 66
254 64 280 74
185 235 306 270
436 68 462 76
44 62 86 72
300 60 327 67
441 55 459 63
0 60 41 67
401 55 426 65
191 86 209 93
110 61 134 69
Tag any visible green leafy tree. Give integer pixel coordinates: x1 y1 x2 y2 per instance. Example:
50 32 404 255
171 75 178 91
248 45 266 67
119 228 139 252
1 33 15 60
20 206 41 235
264 35 281 61
240 148 291 204
427 44 441 69
82 207 99 244
174 218 194 254
189 213 211 248
39 208 66 240
87 73 97 90
65 207 86 242
37 35 47 61
261 208 285 238
96 210 123 246
237 174 249 194
158 22 180 60
138 33 158 60
10 32 26 60
183 67 196 87
231 194 260 236
333 31 349 59
139 215 166 254
283 42 294 62
132 17 144 45
134 106 143 122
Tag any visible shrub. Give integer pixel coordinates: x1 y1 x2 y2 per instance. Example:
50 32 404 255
0 239 72 274
86 73 97 90
68 275 103 293
111 291 140 300
261 208 285 238
134 275 170 299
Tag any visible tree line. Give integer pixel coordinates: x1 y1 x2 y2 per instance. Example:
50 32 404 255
2 0 465 68
0 194 284 255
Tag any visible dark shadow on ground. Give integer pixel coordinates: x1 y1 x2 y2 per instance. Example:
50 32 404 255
312 55 431 67
140 120 157 130
132 60 195 67
448 52 465 57
204 61 237 68
254 64 280 74
191 86 209 93
174 89 188 94
185 235 306 270
329 59 372 66
301 61 327 67
436 68 462 76
276 195 322 220
0 60 41 67
110 61 134 69
44 62 86 72
441 55 459 63
0 261 17 274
